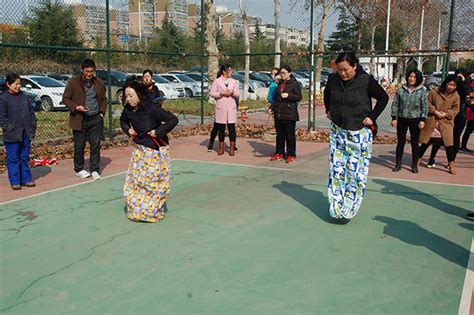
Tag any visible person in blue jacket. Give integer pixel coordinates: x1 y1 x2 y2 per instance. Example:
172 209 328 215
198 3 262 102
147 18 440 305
0 73 37 190
267 67 280 105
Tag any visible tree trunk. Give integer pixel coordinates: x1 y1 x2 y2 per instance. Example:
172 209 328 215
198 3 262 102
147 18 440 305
205 0 219 85
315 0 335 93
274 0 281 68
369 25 377 76
240 0 250 101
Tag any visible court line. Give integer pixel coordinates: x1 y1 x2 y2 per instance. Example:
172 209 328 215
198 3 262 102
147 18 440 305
458 238 474 315
174 158 474 188
2 158 472 206
0 171 127 207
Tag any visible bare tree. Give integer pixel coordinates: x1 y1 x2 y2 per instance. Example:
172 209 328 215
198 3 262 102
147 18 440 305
240 0 250 101
274 0 281 68
204 0 219 84
314 0 336 93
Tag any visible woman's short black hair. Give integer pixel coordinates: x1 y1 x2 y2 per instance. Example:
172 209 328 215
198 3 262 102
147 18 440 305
335 52 359 67
3 73 21 91
143 69 153 77
438 74 459 94
280 65 292 73
217 64 232 78
123 80 151 107
405 69 423 87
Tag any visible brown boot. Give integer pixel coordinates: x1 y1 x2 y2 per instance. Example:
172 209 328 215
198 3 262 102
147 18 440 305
229 141 235 156
448 161 456 175
217 142 225 156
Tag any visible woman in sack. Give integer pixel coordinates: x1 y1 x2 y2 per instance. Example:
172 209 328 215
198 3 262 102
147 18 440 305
209 64 240 156
269 65 302 163
120 81 178 222
390 69 428 173
324 52 389 223
0 73 37 190
418 75 460 174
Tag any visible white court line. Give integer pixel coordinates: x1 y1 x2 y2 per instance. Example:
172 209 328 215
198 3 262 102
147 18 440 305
459 238 474 315
0 171 126 207
2 158 472 206
174 158 474 188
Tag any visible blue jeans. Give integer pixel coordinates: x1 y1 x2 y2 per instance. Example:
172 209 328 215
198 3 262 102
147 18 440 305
5 132 33 185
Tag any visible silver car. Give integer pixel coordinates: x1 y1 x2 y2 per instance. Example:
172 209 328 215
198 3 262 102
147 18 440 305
160 73 204 97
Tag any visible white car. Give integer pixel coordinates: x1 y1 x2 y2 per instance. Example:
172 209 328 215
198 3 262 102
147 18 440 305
21 76 66 111
292 72 310 89
152 75 186 99
160 73 204 97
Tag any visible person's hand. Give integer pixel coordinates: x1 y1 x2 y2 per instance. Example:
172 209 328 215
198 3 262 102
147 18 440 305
148 130 157 138
76 105 88 112
221 89 232 97
391 120 397 128
362 117 374 126
281 92 289 99
418 121 425 129
128 128 137 137
326 111 331 120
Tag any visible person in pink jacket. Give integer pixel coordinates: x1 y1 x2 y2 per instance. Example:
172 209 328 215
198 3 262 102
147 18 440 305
209 65 240 156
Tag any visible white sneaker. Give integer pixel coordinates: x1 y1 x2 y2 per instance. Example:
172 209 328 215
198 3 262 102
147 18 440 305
91 171 101 180
75 170 91 178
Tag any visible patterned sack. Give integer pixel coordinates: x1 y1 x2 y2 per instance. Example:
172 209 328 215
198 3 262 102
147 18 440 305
123 144 171 223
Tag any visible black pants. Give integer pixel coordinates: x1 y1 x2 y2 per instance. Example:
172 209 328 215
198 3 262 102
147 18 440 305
429 113 466 161
419 138 455 163
73 114 103 173
216 123 236 142
275 119 296 157
395 118 420 164
461 120 473 148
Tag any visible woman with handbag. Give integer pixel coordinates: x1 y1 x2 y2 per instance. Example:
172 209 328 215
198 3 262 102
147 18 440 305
269 65 302 163
324 52 389 223
120 81 179 222
418 75 460 174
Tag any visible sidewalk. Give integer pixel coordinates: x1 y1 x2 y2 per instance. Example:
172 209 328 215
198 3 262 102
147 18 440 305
1 135 473 204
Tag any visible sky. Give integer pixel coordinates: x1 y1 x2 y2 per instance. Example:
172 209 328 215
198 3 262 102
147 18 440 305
3 0 339 39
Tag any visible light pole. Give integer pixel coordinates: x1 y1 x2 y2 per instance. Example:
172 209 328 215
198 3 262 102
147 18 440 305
385 0 391 82
417 1 427 72
436 10 448 72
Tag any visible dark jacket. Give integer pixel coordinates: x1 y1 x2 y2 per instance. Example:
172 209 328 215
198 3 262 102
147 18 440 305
324 66 389 131
0 90 36 142
120 98 179 150
62 75 107 131
271 76 302 121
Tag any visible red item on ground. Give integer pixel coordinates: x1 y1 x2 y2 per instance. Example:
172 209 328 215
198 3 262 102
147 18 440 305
32 158 59 167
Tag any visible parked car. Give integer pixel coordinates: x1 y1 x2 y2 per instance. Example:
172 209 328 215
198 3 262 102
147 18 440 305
21 75 66 111
160 73 203 97
237 71 272 87
128 73 185 99
95 70 128 104
0 78 42 111
183 72 209 90
231 72 265 94
292 72 310 88
43 73 71 83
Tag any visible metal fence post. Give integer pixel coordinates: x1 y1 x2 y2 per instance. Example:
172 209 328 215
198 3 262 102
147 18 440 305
200 0 205 125
442 0 455 80
308 0 314 130
106 0 113 139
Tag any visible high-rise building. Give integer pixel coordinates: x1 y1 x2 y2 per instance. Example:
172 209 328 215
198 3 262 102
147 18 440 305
129 0 155 41
153 0 189 34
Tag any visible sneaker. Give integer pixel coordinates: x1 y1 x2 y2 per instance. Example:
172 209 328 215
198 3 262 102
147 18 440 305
426 161 435 168
11 184 21 190
91 171 101 180
286 156 296 164
75 170 91 178
460 147 472 153
23 181 36 187
207 148 212 152
270 153 284 161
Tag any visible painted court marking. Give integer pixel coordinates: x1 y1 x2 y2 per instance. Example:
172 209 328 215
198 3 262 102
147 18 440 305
459 238 474 315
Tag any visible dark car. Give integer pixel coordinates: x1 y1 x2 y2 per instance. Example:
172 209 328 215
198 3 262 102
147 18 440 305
237 71 272 87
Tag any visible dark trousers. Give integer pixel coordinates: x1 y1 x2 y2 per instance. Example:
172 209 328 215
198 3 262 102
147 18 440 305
395 118 420 164
5 132 32 185
419 138 455 162
429 113 467 161
461 120 473 148
216 123 236 142
73 114 103 173
275 119 296 157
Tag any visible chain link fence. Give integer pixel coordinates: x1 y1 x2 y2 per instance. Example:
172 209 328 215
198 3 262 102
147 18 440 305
0 0 473 165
